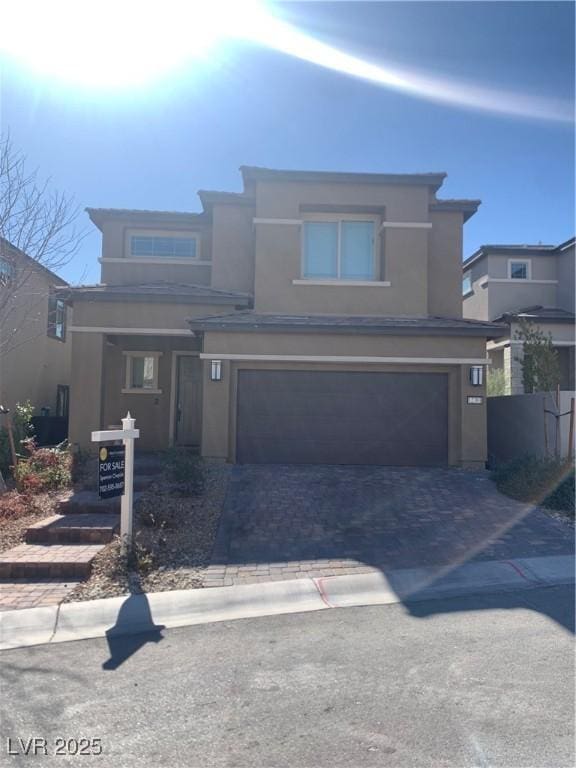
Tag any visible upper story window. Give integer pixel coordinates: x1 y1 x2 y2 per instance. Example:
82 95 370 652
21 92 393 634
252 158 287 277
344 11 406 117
462 271 472 295
129 234 199 259
0 258 14 287
303 219 376 281
47 296 66 341
508 259 530 280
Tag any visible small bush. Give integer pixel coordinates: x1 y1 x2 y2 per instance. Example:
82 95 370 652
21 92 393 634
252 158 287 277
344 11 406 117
164 448 205 496
0 490 30 520
493 455 575 516
487 368 507 397
14 439 72 493
125 536 157 575
0 401 35 476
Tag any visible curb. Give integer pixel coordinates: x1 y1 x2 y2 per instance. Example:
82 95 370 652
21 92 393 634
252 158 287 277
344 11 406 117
1 555 573 652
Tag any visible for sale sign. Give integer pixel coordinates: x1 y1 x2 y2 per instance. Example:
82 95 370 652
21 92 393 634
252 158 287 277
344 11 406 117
98 445 125 499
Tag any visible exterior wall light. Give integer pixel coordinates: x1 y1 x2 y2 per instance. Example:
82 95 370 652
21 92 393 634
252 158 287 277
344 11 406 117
470 365 484 386
210 360 223 382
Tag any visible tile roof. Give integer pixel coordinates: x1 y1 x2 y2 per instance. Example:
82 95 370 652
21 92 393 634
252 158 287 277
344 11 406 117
240 166 448 191
188 311 507 338
56 282 252 306
495 306 576 323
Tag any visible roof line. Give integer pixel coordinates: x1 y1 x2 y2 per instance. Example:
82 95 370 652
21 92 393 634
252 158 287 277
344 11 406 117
240 165 448 191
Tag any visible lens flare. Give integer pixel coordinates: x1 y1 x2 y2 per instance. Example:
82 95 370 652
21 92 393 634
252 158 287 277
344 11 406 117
1 0 572 123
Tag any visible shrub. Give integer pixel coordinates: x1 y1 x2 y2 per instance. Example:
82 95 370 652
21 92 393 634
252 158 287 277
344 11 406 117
164 448 205 496
487 368 507 397
14 439 72 493
0 490 30 520
493 455 575 516
0 401 35 476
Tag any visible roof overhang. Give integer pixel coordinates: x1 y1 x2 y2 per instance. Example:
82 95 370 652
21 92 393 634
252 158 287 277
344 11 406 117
55 284 252 307
240 166 448 193
86 208 207 232
188 313 507 339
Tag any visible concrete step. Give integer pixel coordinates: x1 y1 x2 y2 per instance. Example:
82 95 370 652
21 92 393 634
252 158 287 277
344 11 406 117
0 543 105 579
26 514 119 545
56 490 142 515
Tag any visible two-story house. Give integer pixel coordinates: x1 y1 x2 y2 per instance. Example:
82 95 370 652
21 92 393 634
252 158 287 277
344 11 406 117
0 238 71 422
59 166 504 468
463 237 575 394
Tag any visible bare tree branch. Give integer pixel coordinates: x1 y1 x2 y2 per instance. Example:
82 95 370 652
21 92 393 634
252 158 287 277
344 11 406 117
0 133 87 355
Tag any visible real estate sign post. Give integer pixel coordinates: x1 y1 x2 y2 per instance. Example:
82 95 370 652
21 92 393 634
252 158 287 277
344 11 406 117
91 413 140 551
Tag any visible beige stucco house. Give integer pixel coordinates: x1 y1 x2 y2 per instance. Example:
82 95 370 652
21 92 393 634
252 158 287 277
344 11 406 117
0 238 71 420
463 237 575 394
61 166 505 468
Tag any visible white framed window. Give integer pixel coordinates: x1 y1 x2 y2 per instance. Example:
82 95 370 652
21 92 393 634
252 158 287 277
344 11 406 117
462 271 472 295
302 216 377 281
47 297 66 341
508 259 531 280
128 231 200 260
122 352 162 394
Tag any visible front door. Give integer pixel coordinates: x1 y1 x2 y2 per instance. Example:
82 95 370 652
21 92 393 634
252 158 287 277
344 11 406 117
175 356 203 446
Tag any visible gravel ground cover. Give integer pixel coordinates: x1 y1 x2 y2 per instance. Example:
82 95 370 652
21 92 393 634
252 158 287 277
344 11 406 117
0 491 60 553
65 458 231 601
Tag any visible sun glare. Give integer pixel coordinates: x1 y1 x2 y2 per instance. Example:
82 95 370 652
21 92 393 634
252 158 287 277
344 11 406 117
1 0 572 122
1 0 264 88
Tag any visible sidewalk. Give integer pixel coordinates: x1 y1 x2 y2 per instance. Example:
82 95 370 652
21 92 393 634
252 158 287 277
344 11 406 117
1 553 573 651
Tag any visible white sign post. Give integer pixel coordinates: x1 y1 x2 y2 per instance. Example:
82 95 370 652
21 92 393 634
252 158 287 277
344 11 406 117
91 412 140 551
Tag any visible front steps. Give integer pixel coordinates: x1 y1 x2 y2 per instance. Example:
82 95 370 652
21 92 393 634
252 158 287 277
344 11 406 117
0 453 163 604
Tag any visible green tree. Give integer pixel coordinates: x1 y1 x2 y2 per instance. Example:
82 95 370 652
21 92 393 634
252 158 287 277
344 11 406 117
487 367 507 397
515 318 560 393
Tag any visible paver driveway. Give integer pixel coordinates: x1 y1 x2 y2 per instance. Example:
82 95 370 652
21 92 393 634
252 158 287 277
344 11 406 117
205 465 573 586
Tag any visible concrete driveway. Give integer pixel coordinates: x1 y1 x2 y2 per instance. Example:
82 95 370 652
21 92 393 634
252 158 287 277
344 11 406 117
206 465 573 587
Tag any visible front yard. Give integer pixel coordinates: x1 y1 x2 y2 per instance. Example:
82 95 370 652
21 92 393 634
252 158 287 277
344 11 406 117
66 455 230 601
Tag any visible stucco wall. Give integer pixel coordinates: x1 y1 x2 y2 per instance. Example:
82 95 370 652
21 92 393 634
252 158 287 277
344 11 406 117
428 211 464 318
201 331 488 468
0 266 71 415
210 204 255 294
488 282 557 320
557 243 575 314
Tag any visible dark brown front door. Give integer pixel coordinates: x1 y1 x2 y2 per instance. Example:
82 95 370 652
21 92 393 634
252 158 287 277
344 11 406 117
236 370 449 466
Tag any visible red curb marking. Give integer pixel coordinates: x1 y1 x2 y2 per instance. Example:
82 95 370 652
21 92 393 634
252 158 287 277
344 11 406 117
503 560 541 583
312 577 335 608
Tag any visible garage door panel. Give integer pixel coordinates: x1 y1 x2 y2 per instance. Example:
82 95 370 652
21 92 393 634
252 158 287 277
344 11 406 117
237 370 449 466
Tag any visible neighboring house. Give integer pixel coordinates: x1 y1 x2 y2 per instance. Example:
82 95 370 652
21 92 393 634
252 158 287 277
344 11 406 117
0 238 71 420
462 237 575 394
60 166 505 468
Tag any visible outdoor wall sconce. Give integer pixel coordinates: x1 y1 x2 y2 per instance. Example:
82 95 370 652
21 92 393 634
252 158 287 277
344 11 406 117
469 365 484 386
210 360 223 382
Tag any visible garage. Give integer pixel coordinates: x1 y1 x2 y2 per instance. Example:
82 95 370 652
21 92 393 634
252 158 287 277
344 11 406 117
236 369 449 466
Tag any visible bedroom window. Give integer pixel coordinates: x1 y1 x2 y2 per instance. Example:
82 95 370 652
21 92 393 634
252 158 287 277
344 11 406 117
508 260 530 280
130 234 198 259
303 220 376 281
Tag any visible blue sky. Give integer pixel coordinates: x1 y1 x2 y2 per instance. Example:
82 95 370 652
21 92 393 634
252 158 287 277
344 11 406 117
1 1 574 285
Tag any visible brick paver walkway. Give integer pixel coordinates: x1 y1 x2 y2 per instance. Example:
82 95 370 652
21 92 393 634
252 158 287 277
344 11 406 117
0 579 79 610
205 465 574 587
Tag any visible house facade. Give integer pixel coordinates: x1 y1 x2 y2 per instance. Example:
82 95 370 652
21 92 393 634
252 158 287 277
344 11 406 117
62 166 504 468
463 237 575 394
0 239 71 420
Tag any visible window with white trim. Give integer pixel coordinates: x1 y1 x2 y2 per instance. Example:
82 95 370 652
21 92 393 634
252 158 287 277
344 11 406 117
123 352 162 393
462 271 472 295
129 234 199 259
508 260 530 279
47 297 66 341
303 219 376 280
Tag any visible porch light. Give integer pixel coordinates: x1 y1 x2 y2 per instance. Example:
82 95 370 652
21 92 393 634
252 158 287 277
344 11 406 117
469 365 483 386
210 360 223 382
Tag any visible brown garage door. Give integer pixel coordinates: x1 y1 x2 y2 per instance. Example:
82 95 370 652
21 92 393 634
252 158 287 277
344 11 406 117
236 370 449 466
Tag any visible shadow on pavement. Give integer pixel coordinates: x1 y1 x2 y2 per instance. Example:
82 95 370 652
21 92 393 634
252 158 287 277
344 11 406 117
102 593 165 670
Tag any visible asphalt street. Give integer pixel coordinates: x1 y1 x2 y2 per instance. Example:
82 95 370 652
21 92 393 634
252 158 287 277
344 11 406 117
1 585 574 768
